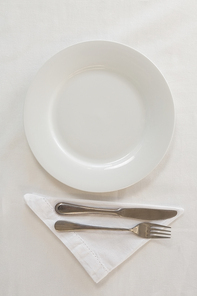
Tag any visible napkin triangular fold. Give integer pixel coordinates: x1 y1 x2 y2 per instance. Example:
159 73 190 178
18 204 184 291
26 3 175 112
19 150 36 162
24 193 183 283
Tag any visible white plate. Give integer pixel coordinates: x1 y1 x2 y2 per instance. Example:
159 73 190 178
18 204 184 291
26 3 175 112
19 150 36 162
24 41 174 192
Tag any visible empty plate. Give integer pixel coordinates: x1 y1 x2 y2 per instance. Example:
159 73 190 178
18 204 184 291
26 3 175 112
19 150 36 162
24 41 174 192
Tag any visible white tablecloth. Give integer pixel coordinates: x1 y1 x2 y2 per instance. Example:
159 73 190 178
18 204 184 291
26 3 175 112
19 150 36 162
1 1 197 295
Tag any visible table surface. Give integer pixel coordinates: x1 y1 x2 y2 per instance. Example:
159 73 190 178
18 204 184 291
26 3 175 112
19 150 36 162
1 1 197 295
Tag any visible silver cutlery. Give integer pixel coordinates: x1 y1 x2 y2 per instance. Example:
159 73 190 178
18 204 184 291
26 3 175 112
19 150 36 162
54 221 171 239
55 202 177 220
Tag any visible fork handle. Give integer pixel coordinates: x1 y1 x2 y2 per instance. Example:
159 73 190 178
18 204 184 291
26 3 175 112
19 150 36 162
54 221 129 231
55 202 119 216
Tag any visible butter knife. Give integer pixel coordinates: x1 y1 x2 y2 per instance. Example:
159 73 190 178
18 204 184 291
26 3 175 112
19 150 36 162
55 202 177 220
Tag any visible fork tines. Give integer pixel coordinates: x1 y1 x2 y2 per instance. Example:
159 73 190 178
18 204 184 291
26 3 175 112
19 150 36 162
149 223 171 239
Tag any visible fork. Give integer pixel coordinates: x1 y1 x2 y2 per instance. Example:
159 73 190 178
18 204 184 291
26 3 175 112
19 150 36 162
54 221 171 239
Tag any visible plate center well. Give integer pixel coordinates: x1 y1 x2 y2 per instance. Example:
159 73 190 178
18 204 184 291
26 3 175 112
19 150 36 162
51 68 146 164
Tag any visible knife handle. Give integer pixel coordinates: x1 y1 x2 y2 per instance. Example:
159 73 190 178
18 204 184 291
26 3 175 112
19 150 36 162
55 202 119 215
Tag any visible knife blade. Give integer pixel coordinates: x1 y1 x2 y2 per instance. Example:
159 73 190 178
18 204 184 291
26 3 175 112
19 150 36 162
55 202 177 220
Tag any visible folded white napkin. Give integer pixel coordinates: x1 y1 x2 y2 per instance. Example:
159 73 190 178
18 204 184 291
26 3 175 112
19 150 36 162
24 193 183 283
